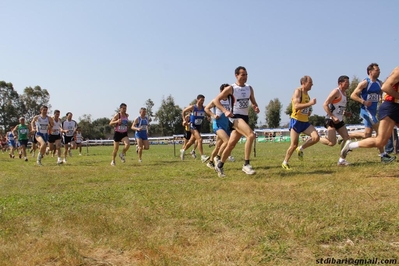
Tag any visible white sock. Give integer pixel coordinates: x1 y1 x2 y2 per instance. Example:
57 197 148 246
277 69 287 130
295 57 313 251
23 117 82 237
348 142 359 150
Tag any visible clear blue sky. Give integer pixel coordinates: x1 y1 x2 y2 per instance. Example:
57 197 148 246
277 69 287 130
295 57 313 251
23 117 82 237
1 0 398 126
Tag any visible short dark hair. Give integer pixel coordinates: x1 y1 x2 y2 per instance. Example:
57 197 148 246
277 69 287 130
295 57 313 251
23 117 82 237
235 66 246 75
66 112 72 116
338 75 349 84
40 105 48 110
120 103 127 108
219 83 229 92
54 110 60 114
197 94 205 100
367 63 379 75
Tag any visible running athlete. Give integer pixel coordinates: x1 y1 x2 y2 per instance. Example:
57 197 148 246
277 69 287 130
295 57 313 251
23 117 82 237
282 76 319 170
109 103 130 166
6 126 16 159
349 63 394 163
12 117 30 161
75 127 84 156
342 67 399 160
31 105 54 165
204 83 232 176
131 107 150 163
180 95 210 163
213 66 260 176
319 75 354 166
49 110 63 164
61 112 78 163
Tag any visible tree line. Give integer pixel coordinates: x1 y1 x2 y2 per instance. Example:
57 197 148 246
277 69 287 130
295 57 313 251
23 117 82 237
1 78 363 139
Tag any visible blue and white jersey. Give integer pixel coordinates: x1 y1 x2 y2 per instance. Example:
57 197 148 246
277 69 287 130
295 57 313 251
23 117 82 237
135 116 149 131
361 78 381 115
190 105 205 126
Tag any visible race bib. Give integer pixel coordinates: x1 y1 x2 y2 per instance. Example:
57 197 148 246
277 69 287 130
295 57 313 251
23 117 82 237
237 98 249 109
367 93 379 102
194 119 203 125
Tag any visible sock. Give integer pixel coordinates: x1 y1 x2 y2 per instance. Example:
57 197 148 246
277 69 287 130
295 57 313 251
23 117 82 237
218 162 224 168
244 160 250 166
348 142 359 150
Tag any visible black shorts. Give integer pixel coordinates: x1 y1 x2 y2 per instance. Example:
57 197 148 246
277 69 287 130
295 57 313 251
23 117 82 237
113 131 128 142
49 134 61 144
31 135 38 144
18 139 29 147
324 119 345 130
63 135 74 144
230 114 249 131
184 130 191 140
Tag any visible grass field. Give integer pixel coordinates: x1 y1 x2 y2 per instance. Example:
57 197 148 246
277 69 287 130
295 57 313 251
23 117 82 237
0 142 398 266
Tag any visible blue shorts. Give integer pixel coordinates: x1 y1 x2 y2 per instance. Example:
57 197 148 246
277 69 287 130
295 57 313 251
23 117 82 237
135 131 148 141
8 140 16 148
35 132 49 143
378 101 399 124
213 118 231 136
360 108 378 128
289 118 311 134
190 123 202 133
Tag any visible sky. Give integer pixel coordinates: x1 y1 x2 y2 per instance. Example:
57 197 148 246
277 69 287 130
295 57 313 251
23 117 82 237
1 0 398 126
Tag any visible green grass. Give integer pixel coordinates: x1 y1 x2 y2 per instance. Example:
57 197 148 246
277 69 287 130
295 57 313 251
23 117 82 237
0 142 398 265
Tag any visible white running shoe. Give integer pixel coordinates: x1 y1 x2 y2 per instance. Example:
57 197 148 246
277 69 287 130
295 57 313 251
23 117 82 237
228 156 235 162
337 159 350 166
213 157 220 166
110 160 115 166
206 161 215 169
214 164 226 177
242 164 256 175
138 159 142 163
201 155 210 163
340 140 352 159
57 159 63 165
63 159 67 164
190 150 196 159
180 149 185 160
119 153 126 163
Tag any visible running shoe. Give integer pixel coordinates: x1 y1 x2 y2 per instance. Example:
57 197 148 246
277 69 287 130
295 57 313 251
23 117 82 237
340 140 352 159
214 164 226 177
119 153 126 163
381 153 396 163
206 161 215 169
296 147 304 161
242 164 256 175
201 155 210 163
281 163 291 170
337 159 350 166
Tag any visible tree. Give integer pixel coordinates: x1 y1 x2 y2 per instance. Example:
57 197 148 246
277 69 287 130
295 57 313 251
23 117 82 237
248 105 258 130
309 114 325 126
344 76 363 124
0 81 20 130
92 117 112 139
155 95 183 136
285 102 292 117
265 98 282 128
19 86 51 122
145 99 155 122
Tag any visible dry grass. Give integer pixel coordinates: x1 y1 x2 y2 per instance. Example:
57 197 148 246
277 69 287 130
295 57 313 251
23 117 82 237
0 142 398 265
